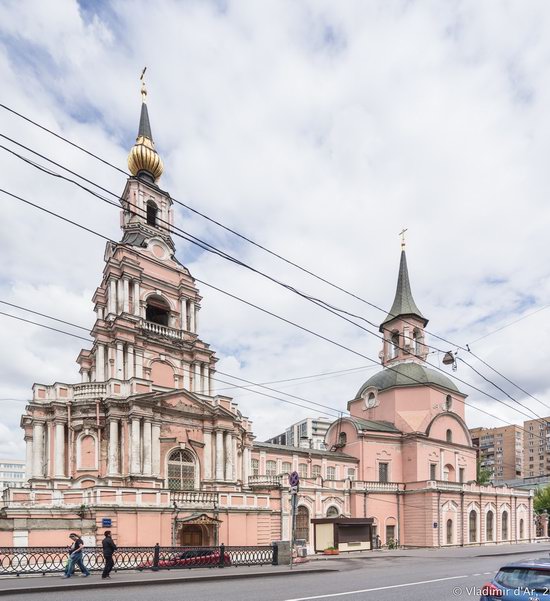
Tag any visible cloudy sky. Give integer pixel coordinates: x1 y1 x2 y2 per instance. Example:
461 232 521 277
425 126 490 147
1 0 550 459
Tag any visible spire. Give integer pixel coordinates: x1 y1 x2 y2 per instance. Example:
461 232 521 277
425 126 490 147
380 249 428 331
127 69 164 183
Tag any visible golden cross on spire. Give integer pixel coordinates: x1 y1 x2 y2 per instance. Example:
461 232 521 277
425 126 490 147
399 228 408 250
140 67 147 102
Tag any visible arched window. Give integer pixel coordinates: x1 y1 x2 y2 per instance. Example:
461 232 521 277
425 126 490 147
312 464 321 478
326 506 339 518
338 432 347 447
147 201 158 226
298 463 308 478
445 395 453 411
446 519 453 544
266 460 277 476
446 429 453 443
502 511 509 540
167 449 196 490
469 510 477 543
281 461 292 475
391 332 400 358
413 329 421 354
366 392 376 408
146 295 170 326
486 511 494 541
296 506 309 542
519 518 524 539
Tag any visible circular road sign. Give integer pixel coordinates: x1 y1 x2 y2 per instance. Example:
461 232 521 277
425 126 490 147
288 471 300 487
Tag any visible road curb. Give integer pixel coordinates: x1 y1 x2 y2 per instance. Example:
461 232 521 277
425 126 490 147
0 567 337 596
475 547 550 558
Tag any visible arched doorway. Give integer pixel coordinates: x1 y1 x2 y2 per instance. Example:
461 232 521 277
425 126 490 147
446 519 453 544
180 525 204 547
296 506 309 542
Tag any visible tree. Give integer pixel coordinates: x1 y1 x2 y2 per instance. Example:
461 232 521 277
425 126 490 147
534 485 550 514
476 458 492 485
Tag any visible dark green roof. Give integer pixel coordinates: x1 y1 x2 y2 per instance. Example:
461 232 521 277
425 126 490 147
380 250 427 329
348 417 401 433
356 362 460 397
138 101 153 140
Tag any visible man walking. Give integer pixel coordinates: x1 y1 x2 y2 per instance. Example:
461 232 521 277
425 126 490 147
101 530 117 579
64 532 90 578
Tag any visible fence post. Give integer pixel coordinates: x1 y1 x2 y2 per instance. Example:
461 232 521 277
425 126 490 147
152 543 160 571
272 542 278 566
219 543 225 568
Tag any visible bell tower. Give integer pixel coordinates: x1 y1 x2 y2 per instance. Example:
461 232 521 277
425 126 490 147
379 240 428 367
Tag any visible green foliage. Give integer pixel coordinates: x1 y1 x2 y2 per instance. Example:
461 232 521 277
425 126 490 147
387 538 398 549
534 485 550 514
476 459 492 485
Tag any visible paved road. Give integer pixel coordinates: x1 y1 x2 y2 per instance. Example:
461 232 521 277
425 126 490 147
3 549 549 601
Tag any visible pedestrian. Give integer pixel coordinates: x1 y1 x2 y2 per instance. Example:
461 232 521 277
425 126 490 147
101 530 117 579
375 534 381 549
64 532 90 578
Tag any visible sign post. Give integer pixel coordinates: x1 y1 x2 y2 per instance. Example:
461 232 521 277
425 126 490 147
288 471 300 570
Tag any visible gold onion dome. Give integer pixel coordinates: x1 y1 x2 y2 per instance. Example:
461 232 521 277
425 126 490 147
127 82 164 182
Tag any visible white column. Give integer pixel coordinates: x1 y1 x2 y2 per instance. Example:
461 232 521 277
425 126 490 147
194 305 200 334
130 418 141 474
54 422 65 478
32 422 44 478
152 422 161 477
204 430 212 479
126 345 134 379
180 298 187 330
108 419 119 475
116 342 124 379
123 277 130 313
142 420 152 476
193 363 201 393
209 369 214 396
81 370 88 383
189 301 196 333
202 364 209 396
182 363 190 390
109 279 116 315
233 435 238 480
243 446 250 486
225 432 233 481
135 350 144 378
25 436 33 480
96 343 105 381
440 448 444 480
133 281 141 317
117 279 124 314
215 430 224 481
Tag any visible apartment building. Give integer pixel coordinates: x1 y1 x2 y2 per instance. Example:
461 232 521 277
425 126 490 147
470 425 523 482
266 417 332 450
523 418 550 478
0 459 26 491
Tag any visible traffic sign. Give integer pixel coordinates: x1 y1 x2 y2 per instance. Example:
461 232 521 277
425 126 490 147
288 471 300 487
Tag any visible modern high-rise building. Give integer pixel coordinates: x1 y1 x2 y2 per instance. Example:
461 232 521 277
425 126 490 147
266 417 332 450
0 459 26 491
470 425 523 481
523 418 550 478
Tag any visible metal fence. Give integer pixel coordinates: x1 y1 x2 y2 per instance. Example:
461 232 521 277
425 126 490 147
0 543 277 575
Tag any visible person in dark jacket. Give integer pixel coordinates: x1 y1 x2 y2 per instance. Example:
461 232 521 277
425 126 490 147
64 532 90 578
101 531 117 579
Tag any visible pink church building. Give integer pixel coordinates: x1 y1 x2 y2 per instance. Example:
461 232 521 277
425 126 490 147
0 89 534 551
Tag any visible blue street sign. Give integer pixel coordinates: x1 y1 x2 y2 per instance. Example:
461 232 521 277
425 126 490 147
289 471 300 487
102 518 112 527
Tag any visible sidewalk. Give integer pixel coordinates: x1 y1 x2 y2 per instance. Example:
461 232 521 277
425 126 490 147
307 541 550 561
0 564 336 596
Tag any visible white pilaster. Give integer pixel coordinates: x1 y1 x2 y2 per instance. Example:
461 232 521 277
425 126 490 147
202 364 209 396
108 419 119 475
96 342 105 382
180 298 187 330
126 345 134 379
133 281 141 316
189 301 196 333
32 422 44 478
209 369 214 396
225 432 233 481
130 418 141 474
142 420 152 475
109 279 116 315
116 342 124 379
123 277 130 313
232 435 238 480
117 278 124 314
243 446 250 486
135 349 144 378
25 437 33 480
194 363 201 393
194 305 200 334
54 422 65 478
152 422 161 476
204 430 212 479
215 430 224 481
182 363 190 390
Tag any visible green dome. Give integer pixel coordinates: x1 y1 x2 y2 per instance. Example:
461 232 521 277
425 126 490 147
356 362 460 398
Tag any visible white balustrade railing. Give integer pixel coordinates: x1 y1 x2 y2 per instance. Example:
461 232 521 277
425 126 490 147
248 475 282 488
141 320 184 340
73 383 108 399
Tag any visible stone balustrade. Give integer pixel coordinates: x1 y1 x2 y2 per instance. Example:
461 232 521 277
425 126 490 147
141 320 184 340
73 383 108 399
171 490 219 506
248 475 282 488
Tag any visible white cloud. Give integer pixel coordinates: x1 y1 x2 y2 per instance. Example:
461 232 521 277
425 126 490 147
0 0 550 459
